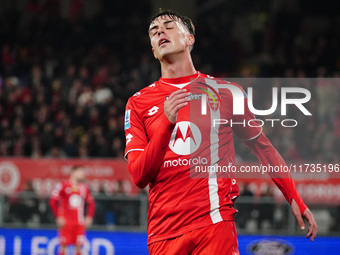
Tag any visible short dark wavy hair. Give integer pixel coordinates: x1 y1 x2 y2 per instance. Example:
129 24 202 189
150 10 195 36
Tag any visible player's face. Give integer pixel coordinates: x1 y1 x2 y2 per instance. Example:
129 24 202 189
149 16 194 60
72 168 86 183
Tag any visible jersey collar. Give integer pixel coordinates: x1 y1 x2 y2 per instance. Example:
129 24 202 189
159 72 201 88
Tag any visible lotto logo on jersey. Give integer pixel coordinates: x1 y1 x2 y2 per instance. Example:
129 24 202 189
148 106 159 116
169 121 202 155
126 133 133 145
124 110 131 130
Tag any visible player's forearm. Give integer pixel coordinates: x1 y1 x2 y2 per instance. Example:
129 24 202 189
128 114 175 188
86 201 96 218
244 132 307 214
49 198 59 217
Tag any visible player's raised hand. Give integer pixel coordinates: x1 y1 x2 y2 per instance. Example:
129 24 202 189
291 199 317 241
56 217 65 228
164 89 190 123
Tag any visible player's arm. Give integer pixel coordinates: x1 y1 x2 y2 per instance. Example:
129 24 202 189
49 183 65 228
244 132 307 212
127 113 174 189
231 85 317 241
126 89 190 188
49 183 61 217
84 186 95 228
244 133 317 241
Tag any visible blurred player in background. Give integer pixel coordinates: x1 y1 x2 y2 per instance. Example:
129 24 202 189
124 11 317 254
49 165 95 255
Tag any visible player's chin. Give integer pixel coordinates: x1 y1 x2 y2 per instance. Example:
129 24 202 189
158 50 177 60
157 50 168 58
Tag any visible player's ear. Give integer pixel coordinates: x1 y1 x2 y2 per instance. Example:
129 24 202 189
152 48 158 59
187 34 195 48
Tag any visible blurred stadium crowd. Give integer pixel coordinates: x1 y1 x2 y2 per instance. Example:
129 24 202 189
1 0 339 162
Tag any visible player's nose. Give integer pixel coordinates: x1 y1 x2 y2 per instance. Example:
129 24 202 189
156 26 165 36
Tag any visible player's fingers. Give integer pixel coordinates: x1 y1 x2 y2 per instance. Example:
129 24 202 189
168 89 188 100
311 227 317 242
164 90 190 123
174 102 189 112
304 209 317 241
306 224 317 241
291 199 305 230
168 90 190 103
169 95 190 109
306 221 317 241
166 93 190 108
295 212 305 231
174 96 191 106
165 93 190 114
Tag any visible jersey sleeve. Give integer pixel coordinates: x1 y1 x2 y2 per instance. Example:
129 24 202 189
49 182 63 217
230 84 307 214
127 112 175 189
85 185 95 218
124 98 148 159
244 132 307 214
231 86 262 141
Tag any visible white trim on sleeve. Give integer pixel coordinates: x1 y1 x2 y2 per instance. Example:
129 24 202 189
124 149 145 160
241 128 262 141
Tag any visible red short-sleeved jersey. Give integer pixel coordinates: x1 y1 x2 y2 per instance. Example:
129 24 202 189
49 180 95 225
124 72 263 245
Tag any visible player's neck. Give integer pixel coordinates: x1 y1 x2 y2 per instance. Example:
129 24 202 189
70 177 79 184
160 52 196 78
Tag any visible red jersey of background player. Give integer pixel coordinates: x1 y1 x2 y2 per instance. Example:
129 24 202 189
49 180 95 224
124 72 307 245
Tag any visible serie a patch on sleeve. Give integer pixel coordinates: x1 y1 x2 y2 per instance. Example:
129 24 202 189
125 109 131 130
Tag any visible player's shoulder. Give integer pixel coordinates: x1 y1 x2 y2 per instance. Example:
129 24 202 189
51 181 65 196
201 73 242 88
79 182 93 195
127 81 159 104
55 181 66 189
80 182 90 190
58 180 73 189
200 73 245 96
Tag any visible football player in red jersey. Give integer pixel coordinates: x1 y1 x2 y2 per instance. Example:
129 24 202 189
124 11 317 254
49 165 95 255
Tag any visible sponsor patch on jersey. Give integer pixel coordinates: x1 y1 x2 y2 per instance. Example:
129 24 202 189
124 110 131 129
190 94 201 100
165 94 201 101
69 194 81 208
169 121 202 155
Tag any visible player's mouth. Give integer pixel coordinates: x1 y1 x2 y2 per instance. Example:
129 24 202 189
159 38 170 47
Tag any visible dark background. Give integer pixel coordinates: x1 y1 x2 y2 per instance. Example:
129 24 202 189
0 0 339 161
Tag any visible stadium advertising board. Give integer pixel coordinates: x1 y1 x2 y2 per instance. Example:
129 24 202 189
0 159 339 204
0 228 148 255
0 228 339 255
0 159 138 196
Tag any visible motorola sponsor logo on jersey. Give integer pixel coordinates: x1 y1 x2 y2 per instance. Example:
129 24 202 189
164 121 208 168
